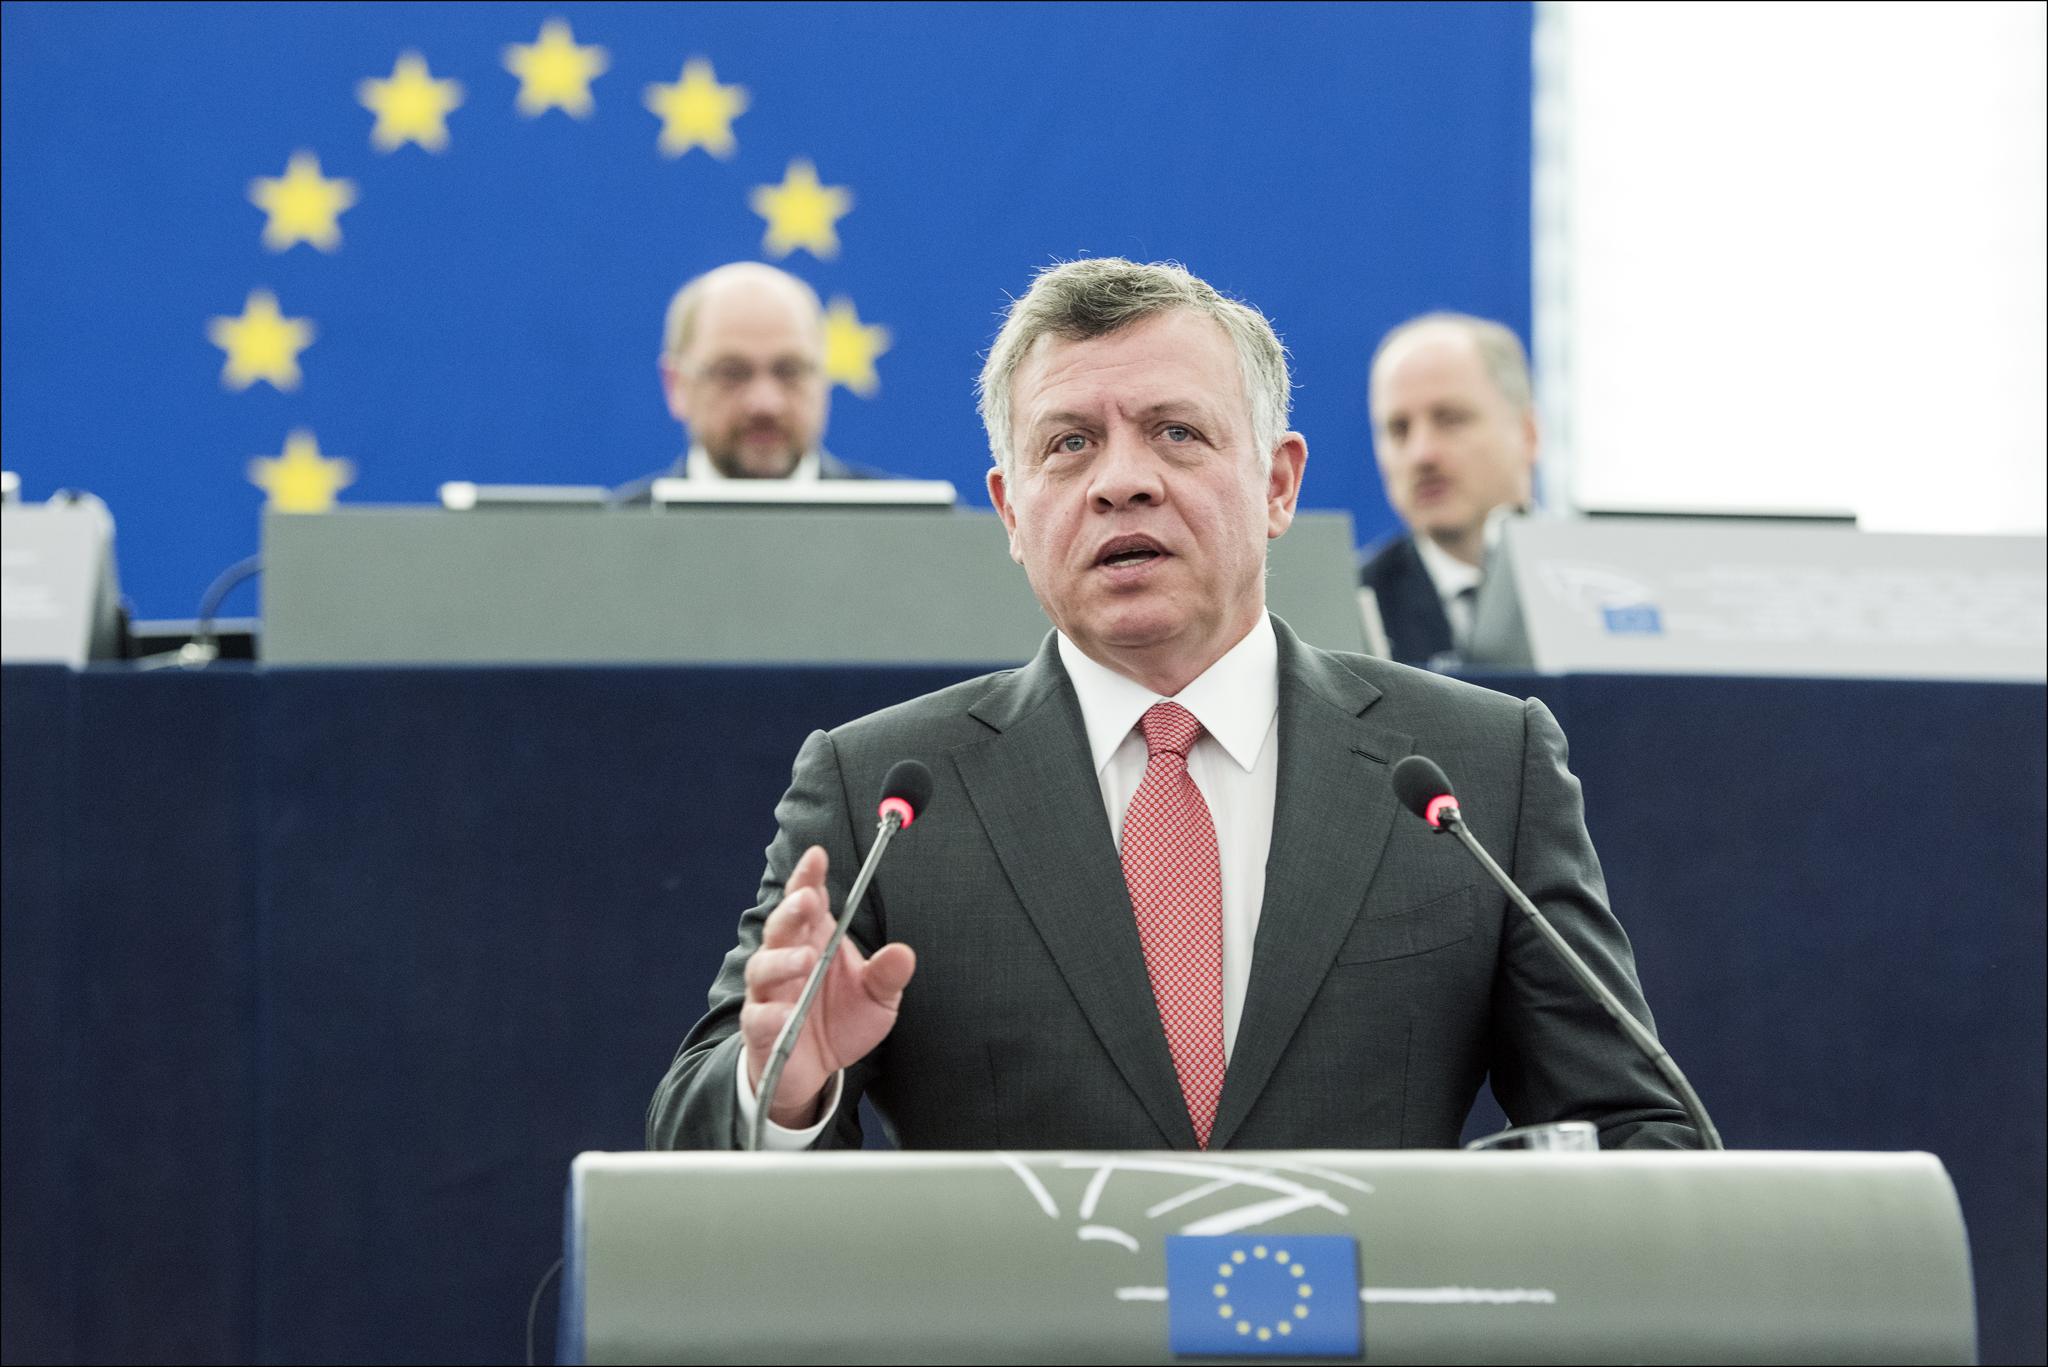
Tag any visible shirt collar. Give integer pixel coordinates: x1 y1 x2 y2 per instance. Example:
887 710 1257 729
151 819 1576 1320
1413 531 1483 600
684 447 821 482
1057 614 1278 775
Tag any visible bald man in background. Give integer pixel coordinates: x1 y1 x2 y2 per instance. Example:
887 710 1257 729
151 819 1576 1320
612 262 889 501
1359 313 1538 668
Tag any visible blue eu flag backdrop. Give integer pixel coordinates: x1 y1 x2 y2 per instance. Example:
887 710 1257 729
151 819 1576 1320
1 1 1531 617
1166 1234 1360 1355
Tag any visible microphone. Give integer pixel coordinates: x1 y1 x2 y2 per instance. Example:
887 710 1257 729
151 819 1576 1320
749 760 933 1152
1391 754 1724 1150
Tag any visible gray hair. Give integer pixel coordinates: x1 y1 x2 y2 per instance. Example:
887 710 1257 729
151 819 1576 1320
1369 312 1532 413
977 258 1291 476
662 262 823 360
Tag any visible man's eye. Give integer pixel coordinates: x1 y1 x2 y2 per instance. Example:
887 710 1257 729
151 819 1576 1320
1163 425 1191 442
1059 434 1087 453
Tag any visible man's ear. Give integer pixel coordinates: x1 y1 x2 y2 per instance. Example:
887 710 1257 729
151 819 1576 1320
1266 433 1308 539
987 466 1026 564
660 356 692 425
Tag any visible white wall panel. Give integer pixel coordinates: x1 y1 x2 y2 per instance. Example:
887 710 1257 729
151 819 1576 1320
1538 1 2047 533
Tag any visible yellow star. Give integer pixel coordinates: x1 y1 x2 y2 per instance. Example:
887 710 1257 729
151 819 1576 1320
750 159 853 260
503 18 608 118
643 58 747 158
207 290 315 392
247 151 358 253
248 430 355 513
823 297 892 397
358 51 464 153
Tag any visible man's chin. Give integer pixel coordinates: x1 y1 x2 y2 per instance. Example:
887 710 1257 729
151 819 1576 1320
1066 599 1203 654
710 447 804 479
1411 504 1481 538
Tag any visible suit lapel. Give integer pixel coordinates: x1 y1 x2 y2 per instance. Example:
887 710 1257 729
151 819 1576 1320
1208 620 1412 1149
952 635 1196 1149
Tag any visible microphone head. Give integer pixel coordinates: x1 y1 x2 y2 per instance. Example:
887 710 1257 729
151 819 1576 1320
1391 754 1459 828
877 760 935 828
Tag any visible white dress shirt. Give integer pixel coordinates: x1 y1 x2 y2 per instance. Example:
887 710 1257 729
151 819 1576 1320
739 615 1283 1149
1412 532 1483 650
1056 615 1279 1062
684 446 822 481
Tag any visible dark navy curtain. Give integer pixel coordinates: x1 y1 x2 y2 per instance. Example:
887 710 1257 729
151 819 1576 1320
3 664 2043 1364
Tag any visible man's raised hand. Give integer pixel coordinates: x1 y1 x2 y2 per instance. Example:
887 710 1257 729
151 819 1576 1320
740 845 917 1129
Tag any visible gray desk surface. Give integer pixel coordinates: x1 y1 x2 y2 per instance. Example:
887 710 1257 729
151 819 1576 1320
1472 518 2046 682
263 507 1369 665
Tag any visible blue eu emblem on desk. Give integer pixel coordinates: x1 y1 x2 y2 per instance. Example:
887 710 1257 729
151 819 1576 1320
1164 1234 1358 1355
1601 603 1663 634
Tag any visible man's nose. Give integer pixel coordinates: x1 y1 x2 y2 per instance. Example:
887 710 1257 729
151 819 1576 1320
1087 427 1167 510
1405 419 1452 466
740 371 787 412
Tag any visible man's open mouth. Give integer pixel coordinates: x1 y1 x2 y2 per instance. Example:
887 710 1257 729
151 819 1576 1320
1096 535 1167 569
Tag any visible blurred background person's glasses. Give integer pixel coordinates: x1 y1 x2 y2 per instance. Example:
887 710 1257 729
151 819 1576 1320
694 357 819 391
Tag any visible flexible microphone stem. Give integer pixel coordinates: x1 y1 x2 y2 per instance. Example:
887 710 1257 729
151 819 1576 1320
1440 808 1724 1150
748 810 904 1153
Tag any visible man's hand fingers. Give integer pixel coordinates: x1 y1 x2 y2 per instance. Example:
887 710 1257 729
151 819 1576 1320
742 944 817 994
759 847 832 949
860 943 917 1009
787 845 828 896
739 998 790 1049
759 883 825 949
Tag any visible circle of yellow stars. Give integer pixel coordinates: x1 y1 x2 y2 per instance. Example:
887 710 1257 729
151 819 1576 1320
214 15 891 512
1213 1243 1314 1343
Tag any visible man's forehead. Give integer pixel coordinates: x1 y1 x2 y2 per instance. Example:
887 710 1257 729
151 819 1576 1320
693 279 820 352
1373 328 1491 406
1017 312 1240 422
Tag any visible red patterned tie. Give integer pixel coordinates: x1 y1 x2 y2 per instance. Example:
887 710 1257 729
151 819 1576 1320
1120 701 1227 1147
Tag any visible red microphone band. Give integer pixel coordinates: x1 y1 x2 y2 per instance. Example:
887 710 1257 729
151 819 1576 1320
1424 794 1460 828
878 797 917 829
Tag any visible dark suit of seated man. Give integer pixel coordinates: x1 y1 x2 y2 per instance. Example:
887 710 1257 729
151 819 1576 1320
648 260 1699 1153
610 261 895 504
1359 533 1455 668
1358 313 1539 669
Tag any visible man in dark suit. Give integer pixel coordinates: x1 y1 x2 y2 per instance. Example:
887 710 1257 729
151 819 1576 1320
648 260 1697 1153
611 261 891 503
1358 314 1539 668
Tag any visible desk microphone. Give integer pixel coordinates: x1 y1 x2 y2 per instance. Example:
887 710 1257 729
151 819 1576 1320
749 760 934 1152
1390 754 1724 1150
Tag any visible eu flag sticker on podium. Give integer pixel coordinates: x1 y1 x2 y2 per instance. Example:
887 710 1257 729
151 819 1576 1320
1165 1234 1360 1355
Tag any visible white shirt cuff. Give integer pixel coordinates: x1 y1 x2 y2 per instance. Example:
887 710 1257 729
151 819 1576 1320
735 1052 843 1151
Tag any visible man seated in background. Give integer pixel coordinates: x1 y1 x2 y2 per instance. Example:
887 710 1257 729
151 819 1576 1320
611 261 887 501
1359 313 1538 667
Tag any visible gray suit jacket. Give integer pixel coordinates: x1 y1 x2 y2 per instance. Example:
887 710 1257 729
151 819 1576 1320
648 617 1699 1151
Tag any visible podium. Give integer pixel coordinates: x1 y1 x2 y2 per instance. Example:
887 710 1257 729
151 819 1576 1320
559 1149 1975 1365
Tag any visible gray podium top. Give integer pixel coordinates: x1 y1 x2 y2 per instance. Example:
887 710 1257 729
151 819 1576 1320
262 507 1369 666
563 1149 1974 1366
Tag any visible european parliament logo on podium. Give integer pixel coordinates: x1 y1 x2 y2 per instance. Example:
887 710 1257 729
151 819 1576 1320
1165 1235 1360 1356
